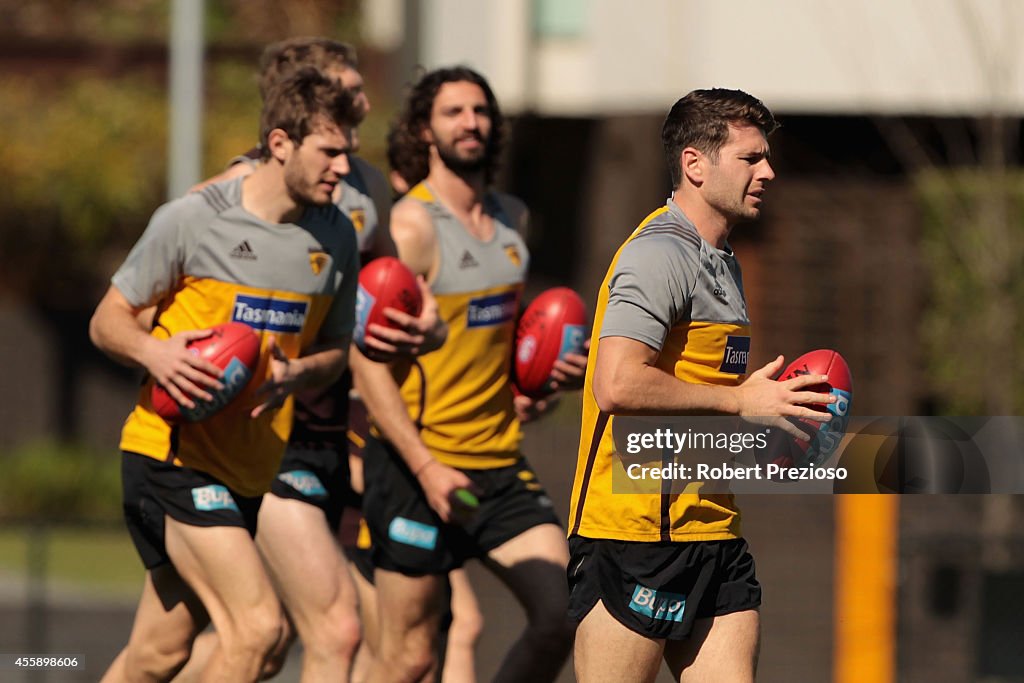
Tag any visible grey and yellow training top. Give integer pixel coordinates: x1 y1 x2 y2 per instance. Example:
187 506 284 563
395 182 530 470
569 199 751 543
114 176 359 496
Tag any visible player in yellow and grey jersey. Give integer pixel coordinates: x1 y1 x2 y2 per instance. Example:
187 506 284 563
175 38 446 683
352 66 586 683
91 69 361 683
570 199 752 545
394 181 529 469
568 89 836 683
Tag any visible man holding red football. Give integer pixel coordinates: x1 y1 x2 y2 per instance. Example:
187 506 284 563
352 66 586 683
567 89 837 682
89 69 361 682
175 38 451 683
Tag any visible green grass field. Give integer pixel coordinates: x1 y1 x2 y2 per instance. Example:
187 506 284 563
0 526 143 599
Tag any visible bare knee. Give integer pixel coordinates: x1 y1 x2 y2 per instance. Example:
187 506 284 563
259 618 296 680
123 638 192 682
303 608 362 662
381 631 436 682
221 603 284 662
449 604 484 648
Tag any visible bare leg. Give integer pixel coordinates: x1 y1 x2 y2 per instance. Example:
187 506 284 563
101 565 208 683
484 524 575 683
366 568 446 683
664 609 759 683
574 599 664 683
439 568 482 683
162 519 283 681
257 493 362 682
348 555 379 682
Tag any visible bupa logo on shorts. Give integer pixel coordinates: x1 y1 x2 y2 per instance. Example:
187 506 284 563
191 485 239 512
388 517 438 550
628 584 687 623
466 291 518 328
719 335 750 375
232 294 308 334
278 470 327 498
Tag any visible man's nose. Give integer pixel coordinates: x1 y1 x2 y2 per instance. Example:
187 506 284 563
331 153 351 177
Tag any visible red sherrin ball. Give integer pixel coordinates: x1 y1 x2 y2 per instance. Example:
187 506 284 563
151 322 261 424
513 287 587 399
778 349 854 465
354 257 424 359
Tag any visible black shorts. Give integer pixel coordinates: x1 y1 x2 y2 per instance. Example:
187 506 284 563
122 451 262 570
362 436 561 575
269 444 352 529
567 535 761 641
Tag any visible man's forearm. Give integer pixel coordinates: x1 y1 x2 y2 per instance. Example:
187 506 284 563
350 349 435 473
293 341 350 392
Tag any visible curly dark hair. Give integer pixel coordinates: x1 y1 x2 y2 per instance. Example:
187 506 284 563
386 121 428 192
390 66 504 185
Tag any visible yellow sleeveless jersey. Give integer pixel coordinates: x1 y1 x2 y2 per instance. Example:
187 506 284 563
395 183 529 469
116 177 359 497
569 200 752 542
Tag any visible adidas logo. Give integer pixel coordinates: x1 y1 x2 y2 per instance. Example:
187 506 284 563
230 240 257 261
459 250 479 269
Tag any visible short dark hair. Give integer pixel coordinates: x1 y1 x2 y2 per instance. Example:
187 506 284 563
258 37 358 101
661 88 778 187
390 66 505 185
258 68 358 159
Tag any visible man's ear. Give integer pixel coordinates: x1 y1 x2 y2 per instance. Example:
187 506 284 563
681 147 705 187
418 124 434 145
267 128 294 163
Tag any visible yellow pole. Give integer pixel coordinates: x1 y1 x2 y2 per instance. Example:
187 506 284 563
834 494 898 683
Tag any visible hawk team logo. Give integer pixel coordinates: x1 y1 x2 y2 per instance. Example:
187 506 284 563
309 249 329 275
350 209 366 233
503 244 522 267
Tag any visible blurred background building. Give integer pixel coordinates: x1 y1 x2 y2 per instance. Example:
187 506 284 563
0 1 1022 681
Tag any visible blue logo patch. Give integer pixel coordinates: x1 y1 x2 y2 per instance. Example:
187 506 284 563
277 470 327 497
191 485 239 512
353 285 376 349
179 357 253 422
804 388 853 465
559 324 586 359
466 292 518 328
388 517 438 550
232 295 308 334
719 335 750 374
628 584 687 623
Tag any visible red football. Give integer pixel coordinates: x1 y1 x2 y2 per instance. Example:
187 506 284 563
778 349 854 465
513 287 588 399
354 256 423 360
151 322 261 424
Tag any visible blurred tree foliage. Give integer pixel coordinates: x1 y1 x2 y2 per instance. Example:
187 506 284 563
915 170 1024 414
0 0 381 441
0 439 121 522
0 0 359 44
0 62 263 308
